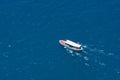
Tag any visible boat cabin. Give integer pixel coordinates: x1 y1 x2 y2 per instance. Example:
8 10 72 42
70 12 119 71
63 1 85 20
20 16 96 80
65 40 81 48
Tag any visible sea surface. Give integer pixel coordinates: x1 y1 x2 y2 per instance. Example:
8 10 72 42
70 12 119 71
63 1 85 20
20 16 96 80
0 0 120 80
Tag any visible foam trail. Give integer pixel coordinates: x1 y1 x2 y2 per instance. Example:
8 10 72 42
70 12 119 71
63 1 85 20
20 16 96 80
64 43 119 79
65 44 116 67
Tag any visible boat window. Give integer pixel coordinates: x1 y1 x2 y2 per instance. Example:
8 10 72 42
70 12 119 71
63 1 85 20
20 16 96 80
65 43 73 47
76 47 80 49
69 45 73 47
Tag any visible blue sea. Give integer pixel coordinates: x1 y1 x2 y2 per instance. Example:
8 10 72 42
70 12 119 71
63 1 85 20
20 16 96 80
0 0 120 80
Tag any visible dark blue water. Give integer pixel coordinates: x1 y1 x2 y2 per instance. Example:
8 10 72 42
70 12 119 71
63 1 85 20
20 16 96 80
0 0 120 80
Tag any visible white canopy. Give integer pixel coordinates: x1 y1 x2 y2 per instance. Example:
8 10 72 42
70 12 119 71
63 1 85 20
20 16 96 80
65 40 81 47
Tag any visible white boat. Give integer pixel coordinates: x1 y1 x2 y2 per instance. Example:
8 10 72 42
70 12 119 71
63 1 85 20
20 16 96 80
59 40 83 51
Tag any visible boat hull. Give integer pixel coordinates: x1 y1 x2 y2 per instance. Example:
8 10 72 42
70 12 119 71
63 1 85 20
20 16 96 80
59 40 83 51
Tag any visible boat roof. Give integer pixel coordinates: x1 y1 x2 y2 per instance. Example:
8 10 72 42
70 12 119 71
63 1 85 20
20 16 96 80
65 40 81 47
